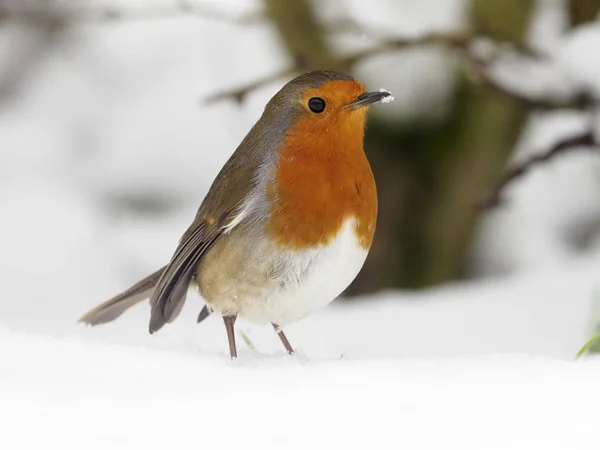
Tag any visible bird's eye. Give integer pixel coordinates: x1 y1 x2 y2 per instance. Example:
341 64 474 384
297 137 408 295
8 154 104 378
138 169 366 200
308 97 326 113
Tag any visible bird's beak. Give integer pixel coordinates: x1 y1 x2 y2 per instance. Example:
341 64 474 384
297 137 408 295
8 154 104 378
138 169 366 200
347 91 392 109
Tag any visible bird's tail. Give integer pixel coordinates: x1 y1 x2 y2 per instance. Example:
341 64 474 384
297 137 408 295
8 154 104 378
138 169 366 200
79 266 166 326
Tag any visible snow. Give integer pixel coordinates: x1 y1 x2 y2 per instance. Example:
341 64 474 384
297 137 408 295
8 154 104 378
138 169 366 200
2 253 600 449
557 24 600 96
2 327 600 450
1 0 600 448
2 219 600 449
379 88 395 103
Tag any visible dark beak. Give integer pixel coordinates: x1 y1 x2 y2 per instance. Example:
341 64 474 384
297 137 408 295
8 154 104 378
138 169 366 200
348 91 392 109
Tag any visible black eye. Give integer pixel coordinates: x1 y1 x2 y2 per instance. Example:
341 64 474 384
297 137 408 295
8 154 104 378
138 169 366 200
308 97 326 113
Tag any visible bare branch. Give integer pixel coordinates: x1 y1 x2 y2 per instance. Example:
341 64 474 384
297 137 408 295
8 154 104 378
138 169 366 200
477 130 600 209
339 32 472 67
202 68 296 105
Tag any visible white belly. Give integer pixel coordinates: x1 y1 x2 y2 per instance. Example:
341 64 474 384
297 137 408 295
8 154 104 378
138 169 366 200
209 218 369 326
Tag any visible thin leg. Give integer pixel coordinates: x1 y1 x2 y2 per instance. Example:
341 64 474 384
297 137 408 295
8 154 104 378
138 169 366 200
272 323 294 355
223 315 238 359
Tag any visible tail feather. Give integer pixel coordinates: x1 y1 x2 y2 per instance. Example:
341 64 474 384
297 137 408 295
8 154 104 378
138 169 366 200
79 266 166 326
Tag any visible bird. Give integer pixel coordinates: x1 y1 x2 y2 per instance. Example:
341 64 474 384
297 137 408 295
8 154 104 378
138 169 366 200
80 70 392 358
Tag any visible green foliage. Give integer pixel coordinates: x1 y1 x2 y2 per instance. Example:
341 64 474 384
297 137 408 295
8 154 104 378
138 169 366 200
576 289 600 358
576 333 600 359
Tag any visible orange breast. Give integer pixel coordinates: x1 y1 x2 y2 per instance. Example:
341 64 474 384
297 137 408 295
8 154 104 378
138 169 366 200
266 111 377 250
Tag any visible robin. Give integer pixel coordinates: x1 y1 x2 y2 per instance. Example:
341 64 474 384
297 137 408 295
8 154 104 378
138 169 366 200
80 70 392 358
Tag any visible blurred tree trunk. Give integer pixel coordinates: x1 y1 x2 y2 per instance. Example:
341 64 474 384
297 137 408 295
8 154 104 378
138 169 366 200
263 0 345 71
263 0 534 292
569 0 600 26
417 0 535 286
355 0 536 291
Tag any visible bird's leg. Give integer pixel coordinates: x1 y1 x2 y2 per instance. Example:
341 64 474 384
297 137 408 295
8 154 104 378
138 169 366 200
223 315 238 359
272 323 294 355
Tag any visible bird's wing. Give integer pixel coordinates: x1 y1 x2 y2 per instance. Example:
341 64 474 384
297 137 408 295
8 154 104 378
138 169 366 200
149 120 269 334
147 158 262 334
148 205 246 334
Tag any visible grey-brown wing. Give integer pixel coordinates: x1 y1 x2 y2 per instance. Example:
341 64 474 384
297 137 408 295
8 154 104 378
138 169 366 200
147 119 269 333
148 219 223 334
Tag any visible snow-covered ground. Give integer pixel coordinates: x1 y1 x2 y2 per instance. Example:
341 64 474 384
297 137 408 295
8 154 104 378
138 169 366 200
1 0 600 448
2 245 600 450
3 326 600 450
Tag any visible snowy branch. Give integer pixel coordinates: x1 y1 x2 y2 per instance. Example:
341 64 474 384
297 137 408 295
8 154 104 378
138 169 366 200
477 130 600 209
338 30 541 66
2 3 595 112
202 30 595 110
465 65 596 111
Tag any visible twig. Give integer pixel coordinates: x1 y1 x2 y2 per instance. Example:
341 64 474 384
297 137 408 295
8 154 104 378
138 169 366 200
339 32 472 67
477 130 600 209
202 68 296 105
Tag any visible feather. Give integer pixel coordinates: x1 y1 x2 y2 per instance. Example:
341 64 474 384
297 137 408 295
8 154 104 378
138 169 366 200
148 220 222 334
79 266 166 325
